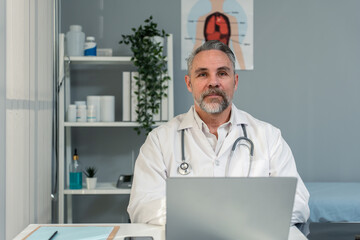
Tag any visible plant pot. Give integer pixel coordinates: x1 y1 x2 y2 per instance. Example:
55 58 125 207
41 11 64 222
86 177 97 189
152 36 164 47
143 36 164 47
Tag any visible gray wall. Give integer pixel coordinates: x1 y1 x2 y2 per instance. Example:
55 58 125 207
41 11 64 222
237 0 360 181
61 0 360 222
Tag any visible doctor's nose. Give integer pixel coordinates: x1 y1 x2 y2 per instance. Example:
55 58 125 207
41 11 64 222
208 74 220 87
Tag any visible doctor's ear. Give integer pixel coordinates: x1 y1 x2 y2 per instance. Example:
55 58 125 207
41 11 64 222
185 75 192 92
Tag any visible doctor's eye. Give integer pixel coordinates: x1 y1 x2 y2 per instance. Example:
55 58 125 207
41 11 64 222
197 72 207 77
218 71 228 77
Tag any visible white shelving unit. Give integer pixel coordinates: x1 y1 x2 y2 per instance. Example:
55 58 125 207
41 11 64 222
57 34 174 223
63 182 131 195
66 56 132 64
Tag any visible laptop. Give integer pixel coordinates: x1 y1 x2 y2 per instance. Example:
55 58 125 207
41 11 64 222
166 177 297 240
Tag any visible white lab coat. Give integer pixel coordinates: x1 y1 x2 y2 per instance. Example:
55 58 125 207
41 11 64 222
127 104 310 225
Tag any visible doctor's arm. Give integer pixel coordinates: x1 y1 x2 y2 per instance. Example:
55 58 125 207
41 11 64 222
268 128 310 224
127 131 168 225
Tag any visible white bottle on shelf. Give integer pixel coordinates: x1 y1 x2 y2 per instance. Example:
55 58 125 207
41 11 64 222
87 105 97 122
84 36 97 56
67 104 77 122
66 25 85 56
75 101 86 107
100 96 115 122
87 96 101 121
76 105 87 122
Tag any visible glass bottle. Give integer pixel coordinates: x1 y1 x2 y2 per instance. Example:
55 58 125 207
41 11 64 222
69 148 82 189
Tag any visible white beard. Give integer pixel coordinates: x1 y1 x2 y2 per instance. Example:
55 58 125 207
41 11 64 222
195 88 230 114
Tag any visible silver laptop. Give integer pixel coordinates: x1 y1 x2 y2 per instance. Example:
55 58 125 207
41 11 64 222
166 177 297 240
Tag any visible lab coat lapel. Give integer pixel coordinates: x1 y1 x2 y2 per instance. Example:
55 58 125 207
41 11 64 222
178 107 217 160
218 105 251 176
217 104 248 157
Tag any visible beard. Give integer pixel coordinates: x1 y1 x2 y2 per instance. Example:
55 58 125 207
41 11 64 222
195 88 230 114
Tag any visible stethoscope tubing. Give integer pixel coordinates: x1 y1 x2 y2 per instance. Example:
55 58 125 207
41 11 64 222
226 142 253 177
179 124 254 177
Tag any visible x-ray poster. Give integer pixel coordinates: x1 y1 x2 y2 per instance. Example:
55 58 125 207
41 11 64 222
181 0 253 70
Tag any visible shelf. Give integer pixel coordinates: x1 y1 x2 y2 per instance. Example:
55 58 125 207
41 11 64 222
57 34 174 223
64 56 132 65
64 121 165 127
64 182 131 195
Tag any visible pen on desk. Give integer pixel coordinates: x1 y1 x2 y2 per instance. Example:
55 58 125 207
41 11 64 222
48 230 58 240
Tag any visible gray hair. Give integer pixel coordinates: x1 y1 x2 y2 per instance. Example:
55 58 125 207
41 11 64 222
186 40 236 75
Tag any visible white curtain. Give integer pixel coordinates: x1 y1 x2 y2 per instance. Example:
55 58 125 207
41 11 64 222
2 0 54 239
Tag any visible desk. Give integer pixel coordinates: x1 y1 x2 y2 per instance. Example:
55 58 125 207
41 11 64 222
14 223 307 240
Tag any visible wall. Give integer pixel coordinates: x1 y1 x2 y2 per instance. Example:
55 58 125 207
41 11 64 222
1 0 54 239
237 0 360 181
61 0 360 222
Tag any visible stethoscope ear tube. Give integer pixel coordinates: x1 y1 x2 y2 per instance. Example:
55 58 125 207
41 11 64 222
178 124 254 176
231 137 254 156
181 129 185 162
227 124 254 177
226 137 254 177
178 129 192 175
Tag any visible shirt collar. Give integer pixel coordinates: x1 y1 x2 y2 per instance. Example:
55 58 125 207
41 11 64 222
193 107 207 131
178 103 249 131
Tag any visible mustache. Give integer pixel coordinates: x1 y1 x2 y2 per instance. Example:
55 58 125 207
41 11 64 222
201 88 227 99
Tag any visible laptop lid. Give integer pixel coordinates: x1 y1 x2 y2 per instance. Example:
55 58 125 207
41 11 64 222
166 177 297 240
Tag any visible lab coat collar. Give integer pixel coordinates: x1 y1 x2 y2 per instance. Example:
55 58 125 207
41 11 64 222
178 104 250 131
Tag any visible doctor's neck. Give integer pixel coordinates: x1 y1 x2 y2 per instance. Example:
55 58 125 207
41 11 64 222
195 104 232 138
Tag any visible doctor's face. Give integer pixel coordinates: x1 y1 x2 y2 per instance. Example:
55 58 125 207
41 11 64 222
185 49 238 114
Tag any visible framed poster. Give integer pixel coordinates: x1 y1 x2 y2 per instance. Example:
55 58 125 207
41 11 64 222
181 0 253 70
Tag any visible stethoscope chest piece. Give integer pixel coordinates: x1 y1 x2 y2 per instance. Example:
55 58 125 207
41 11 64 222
178 161 192 175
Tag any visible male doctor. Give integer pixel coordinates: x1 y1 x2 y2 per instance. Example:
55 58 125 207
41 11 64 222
127 40 310 225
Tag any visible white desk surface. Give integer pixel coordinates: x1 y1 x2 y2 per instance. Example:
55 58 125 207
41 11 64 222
14 223 307 240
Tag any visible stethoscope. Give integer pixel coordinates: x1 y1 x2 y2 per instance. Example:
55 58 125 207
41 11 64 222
178 124 254 176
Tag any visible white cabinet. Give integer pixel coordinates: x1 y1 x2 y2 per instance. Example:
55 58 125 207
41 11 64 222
57 34 173 223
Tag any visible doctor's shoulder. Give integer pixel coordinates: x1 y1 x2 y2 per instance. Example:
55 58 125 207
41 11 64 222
238 109 283 140
148 113 186 136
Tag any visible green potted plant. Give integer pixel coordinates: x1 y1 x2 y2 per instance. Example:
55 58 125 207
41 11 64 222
119 16 170 135
83 166 97 189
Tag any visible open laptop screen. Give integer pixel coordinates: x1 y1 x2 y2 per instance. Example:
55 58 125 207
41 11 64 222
166 177 297 240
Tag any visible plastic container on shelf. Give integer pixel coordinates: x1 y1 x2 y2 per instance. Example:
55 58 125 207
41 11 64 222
74 101 86 107
96 48 112 56
76 105 87 122
100 96 115 122
67 104 76 122
87 96 101 121
66 25 85 56
84 36 97 56
87 105 97 122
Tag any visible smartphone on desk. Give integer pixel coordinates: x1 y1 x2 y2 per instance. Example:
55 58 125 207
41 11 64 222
124 237 153 240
